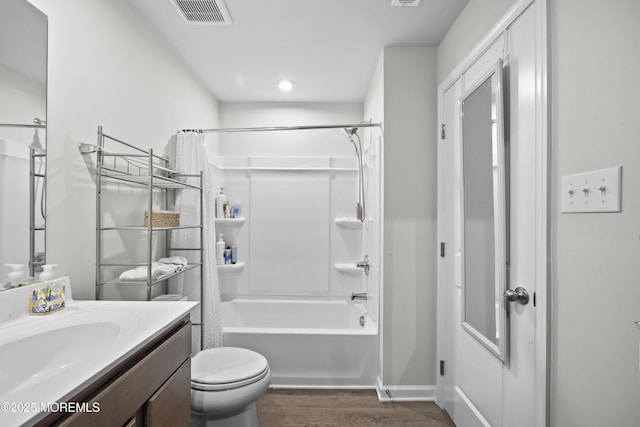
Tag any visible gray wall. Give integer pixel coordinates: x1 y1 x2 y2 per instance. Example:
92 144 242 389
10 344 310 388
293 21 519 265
551 0 640 425
382 46 438 386
29 0 220 300
437 0 515 82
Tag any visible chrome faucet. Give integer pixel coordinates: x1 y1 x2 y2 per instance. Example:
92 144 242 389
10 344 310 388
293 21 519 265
351 292 368 301
356 255 370 276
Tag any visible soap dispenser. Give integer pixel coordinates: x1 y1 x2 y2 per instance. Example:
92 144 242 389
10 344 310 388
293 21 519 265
39 264 59 281
216 234 226 266
6 264 25 284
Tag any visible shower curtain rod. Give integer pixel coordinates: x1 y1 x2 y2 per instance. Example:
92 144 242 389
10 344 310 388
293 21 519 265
0 123 46 129
179 122 382 134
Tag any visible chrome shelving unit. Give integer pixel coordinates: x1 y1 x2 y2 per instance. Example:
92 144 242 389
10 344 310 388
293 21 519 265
90 126 203 304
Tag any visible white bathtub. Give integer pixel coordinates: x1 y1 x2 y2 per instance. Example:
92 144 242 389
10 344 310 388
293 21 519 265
221 299 378 388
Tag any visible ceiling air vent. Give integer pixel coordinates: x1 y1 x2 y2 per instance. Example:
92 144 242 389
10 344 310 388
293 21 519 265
171 0 233 25
391 0 422 6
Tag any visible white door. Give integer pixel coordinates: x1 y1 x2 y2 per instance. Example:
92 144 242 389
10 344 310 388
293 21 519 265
437 2 547 426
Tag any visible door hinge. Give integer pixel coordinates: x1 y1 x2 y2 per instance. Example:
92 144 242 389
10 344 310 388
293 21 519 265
440 360 445 376
440 124 446 140
440 242 445 258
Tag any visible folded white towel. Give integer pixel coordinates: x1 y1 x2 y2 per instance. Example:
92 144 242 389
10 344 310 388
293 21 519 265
158 256 188 266
119 262 181 281
153 263 180 279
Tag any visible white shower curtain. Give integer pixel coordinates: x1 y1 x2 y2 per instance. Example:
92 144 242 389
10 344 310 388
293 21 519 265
170 131 223 350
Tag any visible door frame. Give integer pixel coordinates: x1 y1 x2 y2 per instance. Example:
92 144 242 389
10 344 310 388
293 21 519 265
436 0 549 425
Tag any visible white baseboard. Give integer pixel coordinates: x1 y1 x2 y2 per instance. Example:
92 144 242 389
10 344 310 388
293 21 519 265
269 384 376 390
375 377 436 402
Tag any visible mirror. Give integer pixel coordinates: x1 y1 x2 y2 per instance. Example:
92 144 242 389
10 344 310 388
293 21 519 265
459 60 508 360
0 0 47 289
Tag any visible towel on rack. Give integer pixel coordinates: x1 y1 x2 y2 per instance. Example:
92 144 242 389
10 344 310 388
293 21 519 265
158 256 188 266
118 262 182 281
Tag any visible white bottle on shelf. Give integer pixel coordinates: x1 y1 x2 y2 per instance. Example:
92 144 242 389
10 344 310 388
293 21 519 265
216 234 226 266
216 187 227 218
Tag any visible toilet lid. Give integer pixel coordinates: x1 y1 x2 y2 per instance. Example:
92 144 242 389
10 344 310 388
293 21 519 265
191 347 269 387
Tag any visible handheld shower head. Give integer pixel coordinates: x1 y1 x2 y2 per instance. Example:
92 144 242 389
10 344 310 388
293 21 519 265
342 127 358 137
342 127 360 156
340 127 366 222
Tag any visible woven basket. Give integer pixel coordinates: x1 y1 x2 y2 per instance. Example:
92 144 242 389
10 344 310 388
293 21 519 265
144 210 180 227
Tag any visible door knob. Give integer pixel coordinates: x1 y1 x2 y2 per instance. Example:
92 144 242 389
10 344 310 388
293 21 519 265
503 287 529 305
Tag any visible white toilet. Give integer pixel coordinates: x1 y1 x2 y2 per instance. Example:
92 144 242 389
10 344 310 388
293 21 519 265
191 347 271 427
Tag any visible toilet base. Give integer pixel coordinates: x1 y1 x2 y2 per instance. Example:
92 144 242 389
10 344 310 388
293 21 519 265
191 402 258 427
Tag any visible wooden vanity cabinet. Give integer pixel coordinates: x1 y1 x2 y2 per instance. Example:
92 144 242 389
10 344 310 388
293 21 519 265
36 317 192 427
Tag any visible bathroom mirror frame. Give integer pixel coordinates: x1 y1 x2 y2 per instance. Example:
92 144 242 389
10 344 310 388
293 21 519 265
459 59 509 361
0 0 47 287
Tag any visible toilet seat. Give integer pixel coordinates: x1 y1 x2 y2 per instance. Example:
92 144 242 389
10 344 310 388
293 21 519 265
191 347 270 392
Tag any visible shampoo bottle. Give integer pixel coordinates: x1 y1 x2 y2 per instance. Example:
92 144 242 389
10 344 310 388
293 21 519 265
231 244 237 264
232 201 241 219
223 201 231 218
216 187 227 218
216 234 226 266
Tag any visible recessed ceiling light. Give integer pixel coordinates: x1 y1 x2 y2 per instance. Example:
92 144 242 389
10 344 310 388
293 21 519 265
278 80 294 92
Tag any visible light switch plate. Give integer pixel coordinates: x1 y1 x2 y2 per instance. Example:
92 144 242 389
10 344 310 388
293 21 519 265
561 166 622 213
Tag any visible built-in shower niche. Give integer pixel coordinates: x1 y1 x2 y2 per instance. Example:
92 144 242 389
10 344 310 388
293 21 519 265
214 217 246 273
211 156 366 299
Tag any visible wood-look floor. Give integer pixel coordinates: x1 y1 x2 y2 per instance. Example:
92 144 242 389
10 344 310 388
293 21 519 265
256 389 454 427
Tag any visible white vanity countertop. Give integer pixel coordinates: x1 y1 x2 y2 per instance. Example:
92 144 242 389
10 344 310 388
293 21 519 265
0 286 197 427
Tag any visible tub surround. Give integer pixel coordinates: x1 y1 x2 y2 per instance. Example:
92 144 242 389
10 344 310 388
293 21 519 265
0 279 197 426
211 155 366 300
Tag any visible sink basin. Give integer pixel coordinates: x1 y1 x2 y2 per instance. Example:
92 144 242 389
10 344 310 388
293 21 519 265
0 282 196 427
0 310 139 397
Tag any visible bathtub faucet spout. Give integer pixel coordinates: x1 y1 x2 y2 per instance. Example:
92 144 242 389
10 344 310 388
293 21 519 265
351 292 368 301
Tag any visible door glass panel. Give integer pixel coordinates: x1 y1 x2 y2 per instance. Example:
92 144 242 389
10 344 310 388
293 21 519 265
460 60 508 361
